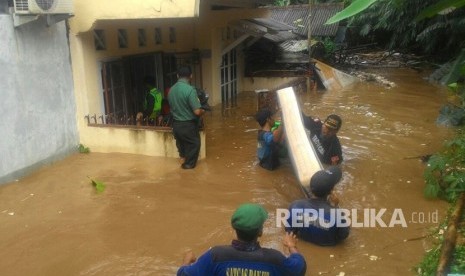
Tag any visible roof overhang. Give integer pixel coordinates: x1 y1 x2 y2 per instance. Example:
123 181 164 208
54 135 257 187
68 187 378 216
69 0 200 34
210 0 275 9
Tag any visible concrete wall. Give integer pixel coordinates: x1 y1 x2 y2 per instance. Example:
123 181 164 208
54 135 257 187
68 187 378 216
79 126 205 159
0 13 78 184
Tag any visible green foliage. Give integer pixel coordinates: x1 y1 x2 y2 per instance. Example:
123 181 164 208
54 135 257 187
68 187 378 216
416 206 465 275
326 0 378 25
451 244 465 273
416 0 465 21
322 37 337 60
424 132 465 202
437 57 465 126
345 0 465 58
416 243 441 275
88 177 106 193
78 144 90 153
274 0 290 6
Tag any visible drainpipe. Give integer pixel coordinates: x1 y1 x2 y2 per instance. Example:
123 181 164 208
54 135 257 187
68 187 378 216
307 0 312 59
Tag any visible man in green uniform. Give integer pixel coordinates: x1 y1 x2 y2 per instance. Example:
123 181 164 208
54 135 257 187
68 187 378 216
168 66 205 169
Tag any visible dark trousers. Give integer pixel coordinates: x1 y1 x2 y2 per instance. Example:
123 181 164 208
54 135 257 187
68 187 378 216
172 120 201 167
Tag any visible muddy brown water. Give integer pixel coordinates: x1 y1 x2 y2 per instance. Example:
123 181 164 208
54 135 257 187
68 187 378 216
0 68 456 275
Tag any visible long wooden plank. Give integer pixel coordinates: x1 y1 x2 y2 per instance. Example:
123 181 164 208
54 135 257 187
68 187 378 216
276 87 323 196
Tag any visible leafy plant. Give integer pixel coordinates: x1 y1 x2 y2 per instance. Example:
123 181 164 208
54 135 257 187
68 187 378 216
450 244 465 273
78 144 90 153
415 206 465 275
416 243 441 275
322 37 337 56
424 132 465 202
274 0 290 6
437 54 465 126
326 0 378 25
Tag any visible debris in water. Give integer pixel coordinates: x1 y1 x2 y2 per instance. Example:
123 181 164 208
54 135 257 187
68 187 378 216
78 144 90 153
87 176 105 193
369 255 379 261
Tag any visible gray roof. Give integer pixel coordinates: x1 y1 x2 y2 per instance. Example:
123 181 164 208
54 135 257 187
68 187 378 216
234 3 344 46
210 0 276 9
267 3 344 38
238 3 344 43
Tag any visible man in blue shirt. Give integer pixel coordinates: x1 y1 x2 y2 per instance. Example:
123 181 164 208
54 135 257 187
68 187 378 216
255 108 285 170
287 166 350 246
177 203 307 276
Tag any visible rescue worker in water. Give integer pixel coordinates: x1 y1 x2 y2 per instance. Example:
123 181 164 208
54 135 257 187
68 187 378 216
177 203 307 276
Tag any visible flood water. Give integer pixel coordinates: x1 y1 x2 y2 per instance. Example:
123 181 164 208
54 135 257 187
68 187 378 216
0 68 456 275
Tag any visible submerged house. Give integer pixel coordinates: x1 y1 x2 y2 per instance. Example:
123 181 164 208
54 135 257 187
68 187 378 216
1 0 343 184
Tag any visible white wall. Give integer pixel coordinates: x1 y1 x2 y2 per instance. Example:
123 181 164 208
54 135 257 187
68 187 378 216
0 13 78 184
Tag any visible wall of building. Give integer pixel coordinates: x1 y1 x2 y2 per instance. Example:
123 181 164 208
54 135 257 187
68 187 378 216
0 14 78 184
194 4 270 106
70 18 197 118
69 17 206 159
78 126 205 159
66 1 271 159
69 0 200 33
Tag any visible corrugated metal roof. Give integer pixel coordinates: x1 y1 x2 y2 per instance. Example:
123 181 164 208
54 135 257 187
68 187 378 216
210 0 276 9
268 3 344 37
263 30 298 43
239 3 344 43
279 39 308 53
248 18 296 32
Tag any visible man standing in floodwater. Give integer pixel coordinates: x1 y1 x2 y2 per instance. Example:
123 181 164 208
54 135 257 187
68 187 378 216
287 166 349 246
168 66 205 169
177 203 307 275
301 112 343 165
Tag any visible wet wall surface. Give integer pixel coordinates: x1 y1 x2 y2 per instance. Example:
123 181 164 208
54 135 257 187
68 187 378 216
0 68 455 275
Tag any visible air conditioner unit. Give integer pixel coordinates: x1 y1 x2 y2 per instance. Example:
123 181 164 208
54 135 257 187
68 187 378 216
14 0 74 14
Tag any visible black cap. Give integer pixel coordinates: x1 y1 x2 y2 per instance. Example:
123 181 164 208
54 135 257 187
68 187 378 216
255 108 272 127
310 166 342 197
324 114 342 131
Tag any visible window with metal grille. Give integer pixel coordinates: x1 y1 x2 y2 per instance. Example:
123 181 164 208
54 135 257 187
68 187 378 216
220 49 237 104
118 29 128 49
169 27 176 44
154 27 162 45
138 29 146 47
93 29 106 51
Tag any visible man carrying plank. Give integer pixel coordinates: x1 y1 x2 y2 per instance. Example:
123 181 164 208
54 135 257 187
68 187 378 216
301 112 343 166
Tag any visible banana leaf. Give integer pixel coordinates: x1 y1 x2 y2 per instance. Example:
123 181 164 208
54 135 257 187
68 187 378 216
440 48 465 86
325 0 378 25
416 0 465 21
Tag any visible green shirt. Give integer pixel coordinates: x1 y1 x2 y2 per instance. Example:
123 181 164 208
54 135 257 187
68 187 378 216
143 87 162 119
168 79 201 121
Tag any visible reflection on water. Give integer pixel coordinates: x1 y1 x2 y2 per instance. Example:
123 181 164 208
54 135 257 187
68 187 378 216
0 69 455 275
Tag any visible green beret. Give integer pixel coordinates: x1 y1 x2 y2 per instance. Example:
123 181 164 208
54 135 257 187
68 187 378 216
231 203 268 232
